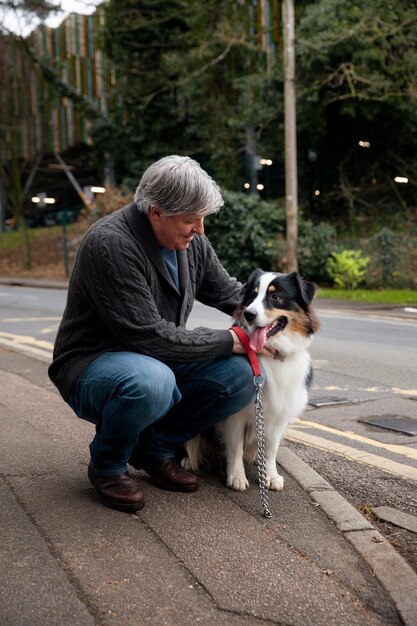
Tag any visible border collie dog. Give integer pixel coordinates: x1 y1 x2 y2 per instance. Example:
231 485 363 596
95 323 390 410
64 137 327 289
184 270 320 491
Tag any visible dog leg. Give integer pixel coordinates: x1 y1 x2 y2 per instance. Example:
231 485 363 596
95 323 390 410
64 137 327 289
264 425 286 491
219 413 249 491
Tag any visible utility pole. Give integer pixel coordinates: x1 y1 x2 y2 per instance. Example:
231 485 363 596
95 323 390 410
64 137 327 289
282 0 298 271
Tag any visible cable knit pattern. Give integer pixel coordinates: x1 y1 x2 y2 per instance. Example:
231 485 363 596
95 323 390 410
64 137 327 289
48 203 241 400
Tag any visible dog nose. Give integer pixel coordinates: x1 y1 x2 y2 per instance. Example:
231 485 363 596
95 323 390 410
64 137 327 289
244 309 257 323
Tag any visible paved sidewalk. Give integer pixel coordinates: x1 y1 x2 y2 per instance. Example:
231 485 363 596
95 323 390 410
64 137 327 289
1 348 417 626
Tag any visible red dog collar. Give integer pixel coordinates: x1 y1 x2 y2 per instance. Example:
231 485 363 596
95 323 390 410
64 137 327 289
230 325 262 379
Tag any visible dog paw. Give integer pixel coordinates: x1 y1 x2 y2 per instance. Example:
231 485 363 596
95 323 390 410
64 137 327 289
267 474 284 491
227 474 249 491
180 457 192 471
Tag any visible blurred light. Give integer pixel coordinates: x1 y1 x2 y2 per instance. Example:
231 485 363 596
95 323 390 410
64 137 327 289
314 189 320 196
394 176 408 183
358 140 371 148
259 158 273 166
265 159 273 166
243 182 250 189
44 197 56 204
256 184 264 191
91 186 106 193
31 196 40 203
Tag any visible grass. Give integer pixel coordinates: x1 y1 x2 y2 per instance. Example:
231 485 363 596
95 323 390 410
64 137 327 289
317 287 417 305
0 228 25 251
0 225 65 251
0 222 88 252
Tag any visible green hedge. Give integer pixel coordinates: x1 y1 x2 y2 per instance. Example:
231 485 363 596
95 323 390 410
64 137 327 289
206 190 337 283
205 190 286 281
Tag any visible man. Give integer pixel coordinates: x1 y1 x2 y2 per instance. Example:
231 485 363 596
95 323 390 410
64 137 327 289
49 155 273 513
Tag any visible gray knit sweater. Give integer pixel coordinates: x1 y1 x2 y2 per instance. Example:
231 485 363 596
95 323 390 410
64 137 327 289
48 203 241 400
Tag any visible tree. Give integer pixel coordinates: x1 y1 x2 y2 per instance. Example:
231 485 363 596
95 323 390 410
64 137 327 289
100 0 285 189
295 0 417 230
0 34 32 265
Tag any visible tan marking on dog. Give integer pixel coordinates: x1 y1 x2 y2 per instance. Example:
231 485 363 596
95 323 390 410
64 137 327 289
288 308 310 337
268 285 277 293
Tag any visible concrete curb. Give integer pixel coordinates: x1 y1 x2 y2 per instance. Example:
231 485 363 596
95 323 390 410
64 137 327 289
277 447 417 626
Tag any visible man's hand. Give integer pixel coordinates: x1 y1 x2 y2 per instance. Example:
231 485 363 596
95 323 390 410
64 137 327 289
229 329 276 357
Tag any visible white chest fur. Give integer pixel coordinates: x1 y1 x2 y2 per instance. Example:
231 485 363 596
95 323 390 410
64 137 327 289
260 342 311 424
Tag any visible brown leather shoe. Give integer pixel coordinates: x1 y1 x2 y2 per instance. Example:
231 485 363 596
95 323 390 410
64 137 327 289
129 454 198 493
88 462 145 512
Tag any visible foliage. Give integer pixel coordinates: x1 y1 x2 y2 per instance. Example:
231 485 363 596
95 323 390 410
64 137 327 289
317 287 417 305
326 249 370 289
374 227 400 287
100 0 283 189
298 219 337 282
94 186 133 218
205 190 285 281
296 0 417 227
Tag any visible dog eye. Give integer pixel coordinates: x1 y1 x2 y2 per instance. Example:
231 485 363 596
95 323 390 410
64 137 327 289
271 293 283 302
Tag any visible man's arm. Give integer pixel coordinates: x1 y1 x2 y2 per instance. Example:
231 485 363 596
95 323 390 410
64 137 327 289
80 230 234 362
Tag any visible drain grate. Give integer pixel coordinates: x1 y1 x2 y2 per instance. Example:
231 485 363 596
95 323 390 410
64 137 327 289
308 396 350 407
358 415 417 436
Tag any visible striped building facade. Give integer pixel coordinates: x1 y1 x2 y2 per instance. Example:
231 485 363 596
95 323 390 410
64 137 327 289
4 6 115 160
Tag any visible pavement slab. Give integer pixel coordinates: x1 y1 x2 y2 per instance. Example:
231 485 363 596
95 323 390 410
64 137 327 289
0 478 94 626
372 506 417 533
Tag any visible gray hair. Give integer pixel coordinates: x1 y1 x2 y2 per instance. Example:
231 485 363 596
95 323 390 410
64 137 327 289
134 155 223 216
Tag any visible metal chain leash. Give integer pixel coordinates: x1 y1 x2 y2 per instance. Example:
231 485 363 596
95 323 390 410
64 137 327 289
254 375 272 519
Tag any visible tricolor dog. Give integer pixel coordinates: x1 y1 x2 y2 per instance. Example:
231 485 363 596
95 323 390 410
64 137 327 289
183 270 320 491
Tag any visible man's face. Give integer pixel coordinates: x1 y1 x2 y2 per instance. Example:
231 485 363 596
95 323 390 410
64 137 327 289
149 208 205 250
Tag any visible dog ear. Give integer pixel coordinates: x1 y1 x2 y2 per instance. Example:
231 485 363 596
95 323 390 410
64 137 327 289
289 272 317 306
237 268 263 312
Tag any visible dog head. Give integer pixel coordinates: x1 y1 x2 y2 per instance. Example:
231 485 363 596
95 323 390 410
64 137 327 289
234 270 320 353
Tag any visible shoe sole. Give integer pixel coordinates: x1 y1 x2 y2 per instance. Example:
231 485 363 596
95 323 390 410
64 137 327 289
149 477 199 493
97 494 145 513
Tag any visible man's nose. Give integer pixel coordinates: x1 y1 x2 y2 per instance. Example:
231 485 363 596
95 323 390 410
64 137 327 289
193 218 205 235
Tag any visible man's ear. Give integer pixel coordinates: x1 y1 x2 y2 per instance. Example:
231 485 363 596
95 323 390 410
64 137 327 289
149 206 162 219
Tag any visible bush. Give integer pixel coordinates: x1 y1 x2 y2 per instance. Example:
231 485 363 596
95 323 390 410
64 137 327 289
326 249 370 289
205 190 286 280
374 227 400 287
298 220 338 283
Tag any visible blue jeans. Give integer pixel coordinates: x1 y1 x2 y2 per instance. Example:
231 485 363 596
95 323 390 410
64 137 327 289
67 351 255 475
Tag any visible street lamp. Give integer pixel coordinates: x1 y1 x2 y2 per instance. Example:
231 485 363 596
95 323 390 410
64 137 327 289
31 193 55 206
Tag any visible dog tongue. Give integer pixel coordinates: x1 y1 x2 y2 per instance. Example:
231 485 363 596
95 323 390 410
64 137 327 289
249 327 268 351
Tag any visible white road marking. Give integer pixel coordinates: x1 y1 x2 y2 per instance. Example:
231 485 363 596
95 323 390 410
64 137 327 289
286 427 417 481
0 331 54 352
